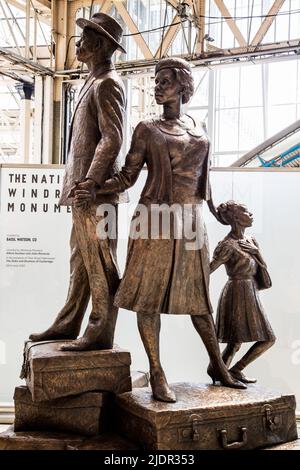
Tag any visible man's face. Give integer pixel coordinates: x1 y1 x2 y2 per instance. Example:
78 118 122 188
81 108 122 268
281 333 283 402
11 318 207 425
75 28 100 63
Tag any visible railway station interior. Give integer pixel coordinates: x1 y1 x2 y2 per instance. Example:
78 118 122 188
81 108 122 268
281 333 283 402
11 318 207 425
0 0 300 453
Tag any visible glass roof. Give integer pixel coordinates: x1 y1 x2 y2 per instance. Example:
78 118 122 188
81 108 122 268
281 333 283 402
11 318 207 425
0 1 51 49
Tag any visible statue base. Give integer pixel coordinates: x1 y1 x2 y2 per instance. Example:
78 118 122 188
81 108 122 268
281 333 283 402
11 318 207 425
0 369 149 450
115 382 298 450
0 426 138 450
264 438 300 450
14 386 110 436
0 426 84 450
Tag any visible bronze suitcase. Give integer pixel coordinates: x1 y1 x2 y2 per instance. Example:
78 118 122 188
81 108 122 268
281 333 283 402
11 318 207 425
14 386 110 436
22 341 132 401
115 383 298 450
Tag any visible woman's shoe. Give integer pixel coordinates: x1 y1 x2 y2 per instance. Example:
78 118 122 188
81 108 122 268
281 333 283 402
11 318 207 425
229 367 257 384
207 364 247 389
150 369 176 403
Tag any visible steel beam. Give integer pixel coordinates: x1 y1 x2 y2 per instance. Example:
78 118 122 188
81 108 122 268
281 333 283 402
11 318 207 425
25 0 30 59
31 0 51 11
113 1 153 59
251 0 286 47
0 1 22 56
0 47 53 75
154 14 181 59
194 0 206 54
6 0 51 25
214 0 248 47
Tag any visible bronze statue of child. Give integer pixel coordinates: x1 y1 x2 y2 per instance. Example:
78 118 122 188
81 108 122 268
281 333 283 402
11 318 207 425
210 201 276 384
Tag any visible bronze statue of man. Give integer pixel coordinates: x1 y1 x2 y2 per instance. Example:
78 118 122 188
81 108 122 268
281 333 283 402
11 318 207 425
30 13 126 351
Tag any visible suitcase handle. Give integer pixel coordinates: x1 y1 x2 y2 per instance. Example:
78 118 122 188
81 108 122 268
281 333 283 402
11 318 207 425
220 427 247 449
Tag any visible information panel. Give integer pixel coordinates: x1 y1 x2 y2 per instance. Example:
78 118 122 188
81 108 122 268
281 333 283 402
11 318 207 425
0 167 72 402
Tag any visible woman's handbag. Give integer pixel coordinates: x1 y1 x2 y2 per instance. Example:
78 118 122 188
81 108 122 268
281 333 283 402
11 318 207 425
254 258 272 290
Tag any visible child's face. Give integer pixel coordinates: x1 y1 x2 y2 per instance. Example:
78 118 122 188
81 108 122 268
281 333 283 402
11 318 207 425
235 205 253 227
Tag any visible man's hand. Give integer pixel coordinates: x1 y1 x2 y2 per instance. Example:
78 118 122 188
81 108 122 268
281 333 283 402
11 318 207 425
68 179 97 209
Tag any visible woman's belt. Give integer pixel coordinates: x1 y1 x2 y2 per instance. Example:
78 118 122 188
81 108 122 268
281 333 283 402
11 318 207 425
229 275 254 281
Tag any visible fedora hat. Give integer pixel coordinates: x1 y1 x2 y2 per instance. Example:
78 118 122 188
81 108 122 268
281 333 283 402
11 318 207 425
76 13 126 54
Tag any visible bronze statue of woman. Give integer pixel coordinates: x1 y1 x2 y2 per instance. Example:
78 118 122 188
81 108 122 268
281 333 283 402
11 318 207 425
75 58 246 402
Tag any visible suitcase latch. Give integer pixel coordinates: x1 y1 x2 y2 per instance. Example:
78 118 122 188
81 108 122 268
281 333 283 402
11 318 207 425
178 414 201 442
264 405 281 431
191 418 200 441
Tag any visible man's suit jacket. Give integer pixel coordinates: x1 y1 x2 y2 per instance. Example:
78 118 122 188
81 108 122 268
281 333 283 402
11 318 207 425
59 65 126 206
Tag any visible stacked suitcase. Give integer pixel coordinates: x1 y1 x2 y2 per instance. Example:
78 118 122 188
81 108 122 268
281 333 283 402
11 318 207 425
0 340 141 450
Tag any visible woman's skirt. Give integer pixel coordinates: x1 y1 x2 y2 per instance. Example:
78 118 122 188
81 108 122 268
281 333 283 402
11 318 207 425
216 279 276 343
114 203 213 315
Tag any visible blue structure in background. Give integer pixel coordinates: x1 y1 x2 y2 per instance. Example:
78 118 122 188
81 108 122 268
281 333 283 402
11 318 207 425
258 143 300 167
232 120 300 168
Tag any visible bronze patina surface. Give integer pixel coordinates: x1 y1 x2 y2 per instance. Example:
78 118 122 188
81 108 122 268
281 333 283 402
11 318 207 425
210 201 276 384
29 13 126 351
0 426 138 451
68 433 139 450
264 438 300 450
74 57 246 402
0 426 84 450
115 383 297 450
14 386 110 436
22 341 131 401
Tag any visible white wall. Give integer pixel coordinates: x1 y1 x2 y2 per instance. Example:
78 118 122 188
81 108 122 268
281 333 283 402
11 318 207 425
0 166 300 410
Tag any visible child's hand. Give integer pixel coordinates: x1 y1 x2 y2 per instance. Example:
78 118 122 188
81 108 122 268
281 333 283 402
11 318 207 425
239 240 259 255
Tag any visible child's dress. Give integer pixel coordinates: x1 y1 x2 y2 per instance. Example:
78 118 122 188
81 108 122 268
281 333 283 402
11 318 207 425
212 235 275 343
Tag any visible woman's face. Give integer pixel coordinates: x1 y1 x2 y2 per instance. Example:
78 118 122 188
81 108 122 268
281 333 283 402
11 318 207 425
235 205 253 227
154 69 183 105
